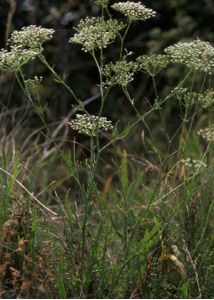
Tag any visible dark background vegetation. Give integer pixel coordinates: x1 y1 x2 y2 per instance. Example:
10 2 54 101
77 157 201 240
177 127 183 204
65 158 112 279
0 2 214 298
1 0 214 187
1 0 214 123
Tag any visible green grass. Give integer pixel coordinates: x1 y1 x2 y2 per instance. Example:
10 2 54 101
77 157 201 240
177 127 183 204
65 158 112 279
0 121 213 298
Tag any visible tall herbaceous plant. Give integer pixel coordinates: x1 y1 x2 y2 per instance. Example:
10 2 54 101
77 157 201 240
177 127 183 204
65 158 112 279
0 0 214 298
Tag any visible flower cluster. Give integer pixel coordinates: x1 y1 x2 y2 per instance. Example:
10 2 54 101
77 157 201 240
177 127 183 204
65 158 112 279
181 91 199 107
171 87 188 98
136 54 169 76
8 25 55 53
111 1 156 22
181 158 207 172
165 39 214 74
69 17 124 52
172 88 214 108
0 47 37 72
103 56 138 86
69 114 113 136
198 125 214 142
0 25 54 72
25 76 43 94
198 89 214 108
94 0 109 8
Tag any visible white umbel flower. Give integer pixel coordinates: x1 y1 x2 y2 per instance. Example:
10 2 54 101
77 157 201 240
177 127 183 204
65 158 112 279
0 46 37 72
198 126 214 142
165 39 214 74
111 1 156 22
180 158 207 173
8 25 55 53
69 114 113 136
69 17 124 52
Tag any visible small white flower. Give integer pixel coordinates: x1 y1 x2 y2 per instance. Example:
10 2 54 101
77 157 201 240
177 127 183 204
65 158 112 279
25 76 43 93
111 2 156 22
69 114 113 136
0 46 37 72
69 17 124 52
8 25 55 53
198 89 214 108
0 26 54 71
198 125 214 142
165 39 214 74
180 158 207 173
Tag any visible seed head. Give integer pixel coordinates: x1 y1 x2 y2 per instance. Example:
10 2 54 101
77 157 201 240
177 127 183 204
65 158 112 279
69 114 113 137
103 55 138 86
111 2 156 22
69 17 124 52
136 54 169 76
173 88 214 108
165 39 214 74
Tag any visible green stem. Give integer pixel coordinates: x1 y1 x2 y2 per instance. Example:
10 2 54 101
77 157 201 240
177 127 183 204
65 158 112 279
120 22 131 59
91 51 105 115
123 86 163 164
177 69 195 160
100 69 193 153
152 75 170 144
38 54 82 107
